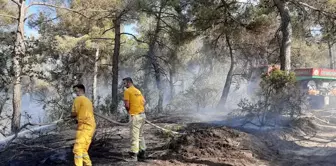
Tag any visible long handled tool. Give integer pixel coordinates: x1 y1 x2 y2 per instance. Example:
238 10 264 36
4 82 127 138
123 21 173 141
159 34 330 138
94 112 131 126
93 112 182 135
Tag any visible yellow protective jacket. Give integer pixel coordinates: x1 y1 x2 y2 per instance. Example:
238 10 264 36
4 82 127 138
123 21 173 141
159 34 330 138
71 95 96 166
124 85 145 115
72 95 96 127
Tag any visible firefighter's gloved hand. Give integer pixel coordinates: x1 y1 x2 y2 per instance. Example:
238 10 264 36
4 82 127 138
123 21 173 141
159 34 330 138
67 117 78 124
71 118 78 124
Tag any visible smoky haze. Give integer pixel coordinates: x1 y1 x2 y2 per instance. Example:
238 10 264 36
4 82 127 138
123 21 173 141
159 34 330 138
0 39 253 132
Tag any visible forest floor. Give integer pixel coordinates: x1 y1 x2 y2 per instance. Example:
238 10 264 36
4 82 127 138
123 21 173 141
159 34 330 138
2 109 336 166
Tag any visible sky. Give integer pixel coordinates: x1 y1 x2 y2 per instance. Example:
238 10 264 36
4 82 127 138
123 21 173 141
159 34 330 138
25 0 40 37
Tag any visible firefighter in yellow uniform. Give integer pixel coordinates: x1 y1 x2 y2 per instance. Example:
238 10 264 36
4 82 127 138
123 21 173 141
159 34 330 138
71 84 96 166
122 77 147 161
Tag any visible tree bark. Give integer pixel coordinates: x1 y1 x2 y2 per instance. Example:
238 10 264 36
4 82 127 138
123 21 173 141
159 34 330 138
92 47 99 106
147 5 164 113
169 52 176 101
218 34 236 108
142 59 151 107
11 0 26 133
112 17 121 113
274 0 292 71
148 48 164 113
328 41 334 69
169 1 187 101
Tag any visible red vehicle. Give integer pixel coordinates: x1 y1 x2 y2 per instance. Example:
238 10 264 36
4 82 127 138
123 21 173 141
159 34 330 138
248 65 336 109
295 68 336 109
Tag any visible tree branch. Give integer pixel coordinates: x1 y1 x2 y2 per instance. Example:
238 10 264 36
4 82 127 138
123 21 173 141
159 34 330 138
232 73 245 77
0 130 6 137
158 15 176 31
27 2 109 12
120 32 146 43
25 13 62 26
10 0 20 7
0 13 18 19
23 13 35 22
27 3 88 18
292 1 336 19
102 27 115 34
90 37 114 40
26 2 110 18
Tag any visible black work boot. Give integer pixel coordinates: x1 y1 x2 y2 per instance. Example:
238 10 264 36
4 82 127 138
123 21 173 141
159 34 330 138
137 150 146 161
127 152 138 162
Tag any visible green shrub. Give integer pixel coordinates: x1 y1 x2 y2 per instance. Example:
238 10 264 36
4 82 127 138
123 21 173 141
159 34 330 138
238 69 306 126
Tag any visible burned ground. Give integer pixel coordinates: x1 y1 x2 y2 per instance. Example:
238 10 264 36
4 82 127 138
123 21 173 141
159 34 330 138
0 115 272 166
2 111 336 166
162 123 271 166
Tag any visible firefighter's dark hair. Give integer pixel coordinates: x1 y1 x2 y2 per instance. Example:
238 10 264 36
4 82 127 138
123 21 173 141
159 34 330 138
122 77 133 84
73 84 85 93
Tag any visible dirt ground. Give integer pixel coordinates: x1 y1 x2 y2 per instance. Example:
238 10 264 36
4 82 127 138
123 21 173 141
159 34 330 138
2 110 336 166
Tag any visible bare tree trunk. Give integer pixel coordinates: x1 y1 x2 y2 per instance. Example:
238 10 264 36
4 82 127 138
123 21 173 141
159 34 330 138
274 0 292 71
169 68 174 100
12 0 26 133
328 41 334 69
169 52 176 101
147 6 164 113
112 17 121 113
142 58 151 107
148 49 163 113
92 47 99 106
181 78 185 92
169 1 187 101
218 35 235 109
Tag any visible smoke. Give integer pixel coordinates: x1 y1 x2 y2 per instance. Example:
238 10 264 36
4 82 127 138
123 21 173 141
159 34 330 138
21 93 45 124
0 35 255 135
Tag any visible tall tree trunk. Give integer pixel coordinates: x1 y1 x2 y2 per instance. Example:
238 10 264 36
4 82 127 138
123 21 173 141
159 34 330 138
169 51 176 101
92 47 99 106
147 6 164 113
218 35 235 109
12 0 26 133
170 1 187 101
112 17 121 113
328 41 334 69
143 59 151 106
274 0 292 71
148 47 163 113
181 79 185 92
169 68 174 100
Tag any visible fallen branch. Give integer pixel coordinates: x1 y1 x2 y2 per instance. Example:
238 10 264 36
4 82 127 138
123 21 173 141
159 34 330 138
241 121 263 128
13 142 54 150
1 122 44 150
0 118 69 152
302 114 330 124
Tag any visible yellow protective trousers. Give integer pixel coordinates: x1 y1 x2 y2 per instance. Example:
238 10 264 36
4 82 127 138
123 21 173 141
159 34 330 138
130 113 147 154
73 123 95 166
